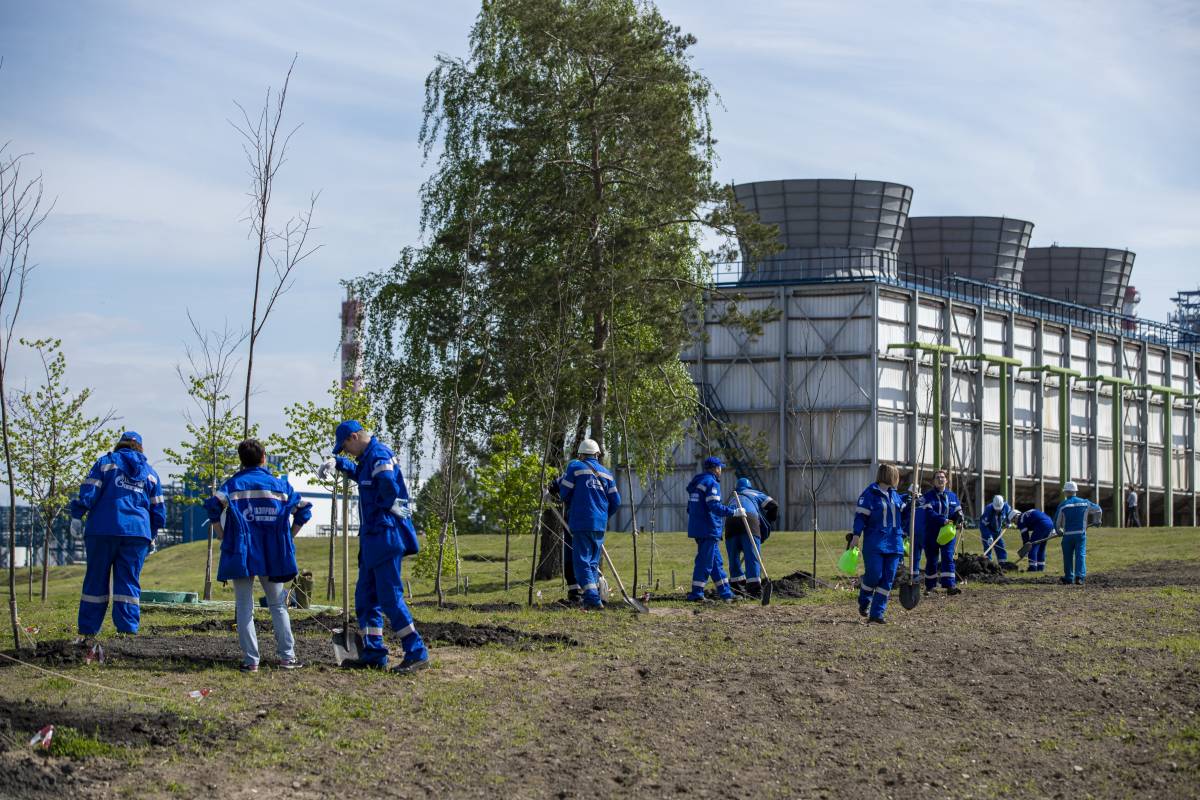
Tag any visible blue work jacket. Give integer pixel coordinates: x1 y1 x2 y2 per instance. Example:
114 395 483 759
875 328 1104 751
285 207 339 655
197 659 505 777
1017 509 1055 540
919 488 964 536
853 482 906 556
205 467 312 583
1055 496 1102 535
70 449 166 539
335 436 419 568
979 502 1012 536
557 458 620 532
727 487 775 540
686 471 737 539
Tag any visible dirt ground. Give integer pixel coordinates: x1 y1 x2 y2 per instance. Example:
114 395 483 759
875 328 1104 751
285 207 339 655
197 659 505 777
2 561 1198 799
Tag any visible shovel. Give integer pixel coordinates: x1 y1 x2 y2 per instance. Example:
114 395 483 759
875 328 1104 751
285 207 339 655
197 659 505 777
898 483 923 611
1017 529 1064 561
729 490 772 606
546 505 648 614
982 525 1011 560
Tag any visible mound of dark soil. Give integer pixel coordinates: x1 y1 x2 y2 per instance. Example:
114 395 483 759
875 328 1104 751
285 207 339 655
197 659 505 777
772 571 836 598
0 699 187 752
289 613 576 649
955 553 1010 583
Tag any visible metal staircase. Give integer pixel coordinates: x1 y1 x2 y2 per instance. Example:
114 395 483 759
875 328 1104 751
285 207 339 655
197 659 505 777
693 382 768 491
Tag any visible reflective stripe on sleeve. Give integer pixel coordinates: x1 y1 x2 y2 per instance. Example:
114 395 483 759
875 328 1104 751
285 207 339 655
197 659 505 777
856 507 870 515
371 461 394 476
151 496 165 505
83 478 102 487
100 463 117 472
606 486 618 494
560 479 575 489
705 495 722 503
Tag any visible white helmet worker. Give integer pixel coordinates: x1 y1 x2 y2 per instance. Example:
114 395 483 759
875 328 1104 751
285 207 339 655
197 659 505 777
1008 509 1022 524
992 495 1005 511
1063 481 1078 494
577 438 601 457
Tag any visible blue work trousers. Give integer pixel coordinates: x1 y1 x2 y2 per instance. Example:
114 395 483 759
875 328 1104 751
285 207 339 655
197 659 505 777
688 537 732 600
914 530 957 589
725 533 762 586
78 536 149 635
1061 533 1086 581
356 554 428 667
980 530 1008 561
859 550 902 621
1022 531 1048 571
570 529 606 608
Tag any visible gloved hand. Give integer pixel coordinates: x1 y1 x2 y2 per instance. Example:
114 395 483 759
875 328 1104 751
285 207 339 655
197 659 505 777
546 481 561 499
730 507 747 518
389 500 413 520
317 457 337 480
70 518 82 537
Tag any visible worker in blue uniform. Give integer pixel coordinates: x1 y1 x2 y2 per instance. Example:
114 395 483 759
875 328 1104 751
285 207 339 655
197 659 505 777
725 477 777 599
70 432 166 639
556 438 621 610
915 470 965 595
685 456 742 602
978 495 1011 563
318 421 428 673
205 438 312 672
1012 507 1055 573
1054 481 1102 585
849 463 906 624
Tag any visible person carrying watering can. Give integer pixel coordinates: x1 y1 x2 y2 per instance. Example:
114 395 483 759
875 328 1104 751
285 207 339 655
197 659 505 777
849 463 906 624
914 470 965 595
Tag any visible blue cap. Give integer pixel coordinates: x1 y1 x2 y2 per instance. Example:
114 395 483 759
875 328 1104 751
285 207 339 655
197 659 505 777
333 420 364 454
703 456 724 469
119 431 143 445
736 477 752 490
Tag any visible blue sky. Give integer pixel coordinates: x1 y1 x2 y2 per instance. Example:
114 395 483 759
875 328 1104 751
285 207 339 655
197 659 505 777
2 0 1197 474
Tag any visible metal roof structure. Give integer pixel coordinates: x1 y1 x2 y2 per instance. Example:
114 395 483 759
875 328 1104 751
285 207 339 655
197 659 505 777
898 216 1034 289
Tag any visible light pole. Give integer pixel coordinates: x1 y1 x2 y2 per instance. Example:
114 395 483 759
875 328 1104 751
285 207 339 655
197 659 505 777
1078 375 1134 527
1021 365 1082 492
887 342 959 471
955 354 1023 503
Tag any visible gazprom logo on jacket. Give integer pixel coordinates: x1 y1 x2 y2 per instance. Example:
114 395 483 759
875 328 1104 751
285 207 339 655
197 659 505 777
241 504 281 524
114 475 145 493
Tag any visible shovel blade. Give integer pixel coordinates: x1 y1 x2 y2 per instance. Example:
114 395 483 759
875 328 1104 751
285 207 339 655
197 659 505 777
331 628 362 665
622 595 650 614
760 578 773 606
899 582 921 610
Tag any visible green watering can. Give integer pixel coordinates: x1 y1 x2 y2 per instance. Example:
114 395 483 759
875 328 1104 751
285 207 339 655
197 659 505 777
937 523 958 546
837 546 860 576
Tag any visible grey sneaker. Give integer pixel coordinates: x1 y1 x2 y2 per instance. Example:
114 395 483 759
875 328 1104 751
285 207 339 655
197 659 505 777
278 658 304 670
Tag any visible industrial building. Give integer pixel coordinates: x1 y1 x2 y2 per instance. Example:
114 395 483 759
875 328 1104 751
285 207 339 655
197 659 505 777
623 178 1199 534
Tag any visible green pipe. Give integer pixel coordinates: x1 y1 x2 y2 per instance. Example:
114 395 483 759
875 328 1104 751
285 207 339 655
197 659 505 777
1021 366 1082 492
887 343 958 471
1079 375 1134 527
957 355 1022 502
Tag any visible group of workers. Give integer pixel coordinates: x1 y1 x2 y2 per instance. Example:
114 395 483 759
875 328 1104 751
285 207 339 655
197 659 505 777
68 421 1105 667
849 464 1104 623
70 421 429 674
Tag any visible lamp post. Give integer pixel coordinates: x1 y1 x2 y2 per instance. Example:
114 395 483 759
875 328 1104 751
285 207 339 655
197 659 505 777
1077 375 1134 528
955 354 1023 503
1131 383 1184 526
1020 365 1082 492
887 342 959 472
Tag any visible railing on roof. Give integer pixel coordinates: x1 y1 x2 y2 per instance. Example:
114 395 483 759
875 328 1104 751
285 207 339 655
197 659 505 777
710 256 1199 352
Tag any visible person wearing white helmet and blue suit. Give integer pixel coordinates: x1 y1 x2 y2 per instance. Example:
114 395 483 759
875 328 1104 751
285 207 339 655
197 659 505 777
1012 507 1055 572
1054 481 1102 585
978 495 1011 563
318 421 428 673
556 438 621 610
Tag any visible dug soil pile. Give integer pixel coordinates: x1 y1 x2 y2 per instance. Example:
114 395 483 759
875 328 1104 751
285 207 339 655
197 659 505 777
954 553 1015 583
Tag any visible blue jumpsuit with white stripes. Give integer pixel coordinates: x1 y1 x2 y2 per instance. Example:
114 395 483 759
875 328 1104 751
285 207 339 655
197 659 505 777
557 458 621 608
915 489 964 589
70 448 166 635
853 482 906 620
685 471 737 600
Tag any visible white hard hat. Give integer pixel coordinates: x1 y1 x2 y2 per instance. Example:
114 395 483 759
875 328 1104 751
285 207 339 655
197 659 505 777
1008 509 1021 524
577 438 601 456
1063 481 1078 493
992 495 1005 510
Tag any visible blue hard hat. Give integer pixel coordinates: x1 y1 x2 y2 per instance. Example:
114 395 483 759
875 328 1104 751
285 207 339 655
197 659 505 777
119 431 143 445
703 456 724 469
333 420 364 454
736 477 752 490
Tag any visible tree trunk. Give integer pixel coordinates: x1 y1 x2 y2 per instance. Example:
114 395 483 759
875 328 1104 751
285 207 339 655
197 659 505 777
40 511 54 602
326 484 337 601
203 525 215 600
27 518 35 602
535 508 564 581
503 528 510 591
589 310 610 451
4 367 21 649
